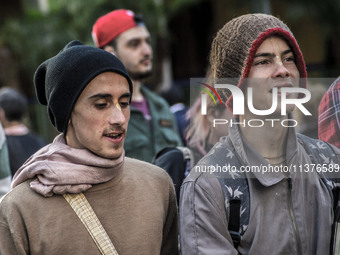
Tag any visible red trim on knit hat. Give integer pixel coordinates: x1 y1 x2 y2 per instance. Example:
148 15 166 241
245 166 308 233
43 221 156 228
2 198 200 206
226 28 307 111
92 9 137 48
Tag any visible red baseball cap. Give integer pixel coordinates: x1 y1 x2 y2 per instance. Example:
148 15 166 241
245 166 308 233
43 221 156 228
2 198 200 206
92 9 141 48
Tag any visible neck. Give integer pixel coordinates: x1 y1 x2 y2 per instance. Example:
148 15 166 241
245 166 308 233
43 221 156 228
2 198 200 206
131 80 144 102
239 114 289 159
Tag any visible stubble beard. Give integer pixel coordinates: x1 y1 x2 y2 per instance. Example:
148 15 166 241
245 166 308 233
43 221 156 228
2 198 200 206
129 69 153 81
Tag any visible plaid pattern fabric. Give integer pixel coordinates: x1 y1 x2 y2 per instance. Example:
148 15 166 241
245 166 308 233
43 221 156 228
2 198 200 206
64 193 119 255
318 77 340 148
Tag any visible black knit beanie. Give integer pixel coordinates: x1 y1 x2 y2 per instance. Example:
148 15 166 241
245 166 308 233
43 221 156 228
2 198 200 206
34 40 133 133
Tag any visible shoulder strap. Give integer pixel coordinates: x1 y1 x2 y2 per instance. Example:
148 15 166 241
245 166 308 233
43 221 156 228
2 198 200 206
296 133 338 166
63 193 119 255
204 137 250 248
228 199 242 248
176 146 194 176
296 134 340 255
297 134 339 207
296 133 339 191
176 146 193 166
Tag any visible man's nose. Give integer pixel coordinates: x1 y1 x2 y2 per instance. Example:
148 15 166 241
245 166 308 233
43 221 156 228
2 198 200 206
141 41 152 56
108 102 126 125
272 57 290 78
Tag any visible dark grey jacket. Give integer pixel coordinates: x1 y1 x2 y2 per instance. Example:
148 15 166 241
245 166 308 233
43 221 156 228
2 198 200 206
180 124 340 254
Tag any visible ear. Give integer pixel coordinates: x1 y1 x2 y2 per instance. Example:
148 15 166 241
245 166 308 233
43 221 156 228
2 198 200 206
103 45 116 56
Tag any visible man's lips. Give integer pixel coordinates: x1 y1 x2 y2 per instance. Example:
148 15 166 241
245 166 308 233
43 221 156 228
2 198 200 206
140 57 152 65
104 130 125 141
270 84 294 95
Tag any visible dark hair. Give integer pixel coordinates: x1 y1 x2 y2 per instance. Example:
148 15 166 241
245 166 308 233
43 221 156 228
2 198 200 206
160 86 185 106
133 13 145 25
0 87 28 121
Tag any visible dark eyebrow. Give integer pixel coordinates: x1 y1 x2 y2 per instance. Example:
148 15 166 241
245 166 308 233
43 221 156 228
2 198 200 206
254 49 293 58
88 93 112 100
88 92 131 100
127 38 141 45
127 35 150 45
128 38 140 43
120 92 132 100
281 49 294 56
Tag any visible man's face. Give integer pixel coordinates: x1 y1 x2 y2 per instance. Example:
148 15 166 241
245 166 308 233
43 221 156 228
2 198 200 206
245 36 300 117
112 26 153 80
66 72 131 159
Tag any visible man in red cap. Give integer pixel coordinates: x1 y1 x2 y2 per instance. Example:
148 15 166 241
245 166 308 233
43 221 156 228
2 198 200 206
92 9 182 163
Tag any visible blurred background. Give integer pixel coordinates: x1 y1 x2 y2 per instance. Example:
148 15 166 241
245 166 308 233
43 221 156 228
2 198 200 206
0 0 339 142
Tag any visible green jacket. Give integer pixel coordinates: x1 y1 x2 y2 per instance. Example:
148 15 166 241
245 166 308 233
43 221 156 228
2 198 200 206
0 124 11 199
124 86 182 163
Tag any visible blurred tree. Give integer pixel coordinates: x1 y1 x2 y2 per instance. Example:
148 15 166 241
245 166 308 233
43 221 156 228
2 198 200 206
0 0 339 142
0 0 203 141
0 0 203 92
0 0 24 24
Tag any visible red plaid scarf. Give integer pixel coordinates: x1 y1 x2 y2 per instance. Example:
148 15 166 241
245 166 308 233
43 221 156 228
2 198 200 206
318 77 340 148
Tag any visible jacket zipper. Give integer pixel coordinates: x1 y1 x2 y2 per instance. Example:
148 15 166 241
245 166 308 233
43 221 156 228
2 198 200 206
287 177 303 255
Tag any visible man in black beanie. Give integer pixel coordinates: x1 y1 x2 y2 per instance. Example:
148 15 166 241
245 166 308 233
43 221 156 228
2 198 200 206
92 9 183 163
0 40 178 254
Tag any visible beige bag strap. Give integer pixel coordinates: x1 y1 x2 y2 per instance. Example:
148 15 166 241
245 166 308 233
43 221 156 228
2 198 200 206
63 193 119 255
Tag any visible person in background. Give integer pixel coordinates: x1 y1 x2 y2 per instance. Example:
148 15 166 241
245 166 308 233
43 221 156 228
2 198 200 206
92 9 182 163
160 85 189 146
186 94 232 165
0 41 178 254
0 122 11 199
318 76 340 147
0 87 46 176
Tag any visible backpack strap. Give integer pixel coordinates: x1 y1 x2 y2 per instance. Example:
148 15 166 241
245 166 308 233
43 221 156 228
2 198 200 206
176 146 194 177
228 199 242 248
296 133 337 165
296 133 340 254
64 193 119 255
296 133 339 192
202 137 249 248
208 134 339 250
332 187 340 254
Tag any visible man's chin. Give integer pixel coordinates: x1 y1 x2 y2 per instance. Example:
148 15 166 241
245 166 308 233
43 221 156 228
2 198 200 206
96 148 124 160
107 152 123 160
129 70 152 81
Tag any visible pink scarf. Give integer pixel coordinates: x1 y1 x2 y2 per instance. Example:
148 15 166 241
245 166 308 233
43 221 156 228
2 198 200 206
11 134 124 197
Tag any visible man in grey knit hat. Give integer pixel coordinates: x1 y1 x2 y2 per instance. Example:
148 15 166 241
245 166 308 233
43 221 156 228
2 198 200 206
0 41 178 254
180 14 340 254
